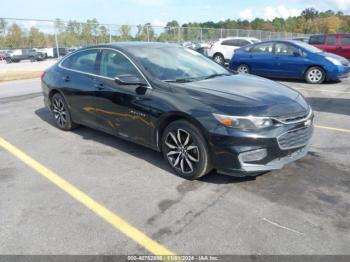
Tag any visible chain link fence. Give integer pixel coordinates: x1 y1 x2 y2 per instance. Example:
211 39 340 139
0 18 309 57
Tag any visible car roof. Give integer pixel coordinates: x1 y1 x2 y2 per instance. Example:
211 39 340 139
251 39 302 45
310 33 350 37
79 42 180 53
218 37 259 41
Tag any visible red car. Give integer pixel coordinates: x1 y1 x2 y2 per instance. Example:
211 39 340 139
309 34 350 60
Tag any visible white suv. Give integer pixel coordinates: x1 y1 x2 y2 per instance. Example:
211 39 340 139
208 37 261 64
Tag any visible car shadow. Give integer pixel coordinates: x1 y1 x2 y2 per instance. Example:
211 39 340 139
270 77 341 85
306 97 350 116
34 107 256 184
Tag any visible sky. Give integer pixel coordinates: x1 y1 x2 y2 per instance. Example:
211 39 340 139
1 0 350 26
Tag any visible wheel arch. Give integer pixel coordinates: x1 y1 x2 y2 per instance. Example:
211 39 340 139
156 112 209 151
213 52 224 59
48 89 71 109
304 65 327 79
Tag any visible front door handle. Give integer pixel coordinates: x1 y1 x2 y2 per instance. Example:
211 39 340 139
94 82 105 90
63 76 70 82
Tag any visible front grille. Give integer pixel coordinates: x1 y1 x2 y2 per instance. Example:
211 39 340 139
278 126 313 150
275 110 309 124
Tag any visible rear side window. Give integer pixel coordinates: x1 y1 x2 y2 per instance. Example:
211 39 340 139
340 36 350 44
222 39 240 46
239 40 250 46
326 36 337 45
250 43 273 53
309 35 325 45
61 49 99 74
99 50 141 78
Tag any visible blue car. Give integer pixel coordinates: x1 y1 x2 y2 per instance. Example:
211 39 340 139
229 40 350 84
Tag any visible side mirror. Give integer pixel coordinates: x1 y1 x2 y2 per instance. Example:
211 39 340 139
293 50 301 57
114 74 148 86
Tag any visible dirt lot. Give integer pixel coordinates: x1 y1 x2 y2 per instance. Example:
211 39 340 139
0 77 349 255
0 60 56 82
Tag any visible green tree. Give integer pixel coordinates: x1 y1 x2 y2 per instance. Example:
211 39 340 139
136 23 154 41
5 23 23 48
119 24 132 40
301 8 319 20
28 27 47 47
0 18 7 35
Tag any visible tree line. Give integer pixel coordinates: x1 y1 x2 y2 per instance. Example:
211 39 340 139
0 8 349 49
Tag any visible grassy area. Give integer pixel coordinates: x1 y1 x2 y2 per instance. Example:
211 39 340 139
0 71 42 82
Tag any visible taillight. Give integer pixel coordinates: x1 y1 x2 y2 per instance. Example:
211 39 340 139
40 71 46 81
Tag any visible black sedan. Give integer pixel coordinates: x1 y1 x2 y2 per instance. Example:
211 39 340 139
41 42 314 180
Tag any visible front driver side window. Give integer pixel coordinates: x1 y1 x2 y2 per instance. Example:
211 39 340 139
99 50 141 78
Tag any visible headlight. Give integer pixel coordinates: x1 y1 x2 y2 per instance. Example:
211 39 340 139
213 113 273 129
325 56 342 66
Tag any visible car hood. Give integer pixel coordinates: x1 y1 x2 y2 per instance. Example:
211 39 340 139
175 74 309 117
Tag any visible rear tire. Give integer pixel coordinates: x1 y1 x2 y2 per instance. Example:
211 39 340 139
51 93 78 131
213 53 225 65
305 66 325 84
237 64 250 74
161 120 212 180
6 57 12 63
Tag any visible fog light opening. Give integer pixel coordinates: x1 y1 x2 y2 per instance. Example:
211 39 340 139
239 149 268 163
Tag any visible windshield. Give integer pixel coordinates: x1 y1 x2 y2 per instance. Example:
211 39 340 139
129 46 230 82
295 41 323 53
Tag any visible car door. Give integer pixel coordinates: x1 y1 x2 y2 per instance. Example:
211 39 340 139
339 35 350 59
273 42 309 78
247 42 275 76
59 49 101 127
221 39 239 60
92 49 154 147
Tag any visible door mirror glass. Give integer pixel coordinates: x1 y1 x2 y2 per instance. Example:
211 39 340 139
114 74 147 86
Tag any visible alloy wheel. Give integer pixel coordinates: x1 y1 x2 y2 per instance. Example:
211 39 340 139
307 69 323 83
52 96 67 128
214 55 224 64
165 129 200 175
237 65 249 74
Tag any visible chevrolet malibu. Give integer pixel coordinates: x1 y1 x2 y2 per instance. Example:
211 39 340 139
41 42 314 180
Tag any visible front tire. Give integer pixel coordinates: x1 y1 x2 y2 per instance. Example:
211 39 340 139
161 120 212 180
305 66 325 84
213 53 225 65
51 93 78 131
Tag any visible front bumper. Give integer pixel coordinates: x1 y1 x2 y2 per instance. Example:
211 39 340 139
209 114 314 176
217 144 309 176
327 65 350 80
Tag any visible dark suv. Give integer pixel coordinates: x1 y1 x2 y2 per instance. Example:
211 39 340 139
309 34 350 60
5 48 46 63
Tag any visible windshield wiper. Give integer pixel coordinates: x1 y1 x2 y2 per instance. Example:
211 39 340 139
204 73 231 80
163 77 200 83
163 73 231 83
